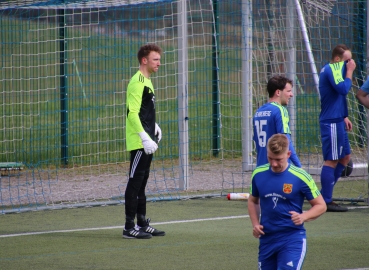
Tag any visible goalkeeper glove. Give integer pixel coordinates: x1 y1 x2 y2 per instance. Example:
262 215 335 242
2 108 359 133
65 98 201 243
155 123 162 143
139 132 158 155
361 76 369 93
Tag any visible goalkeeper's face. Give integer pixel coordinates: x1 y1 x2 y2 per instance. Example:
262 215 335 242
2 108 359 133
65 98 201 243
145 51 161 74
279 83 293 106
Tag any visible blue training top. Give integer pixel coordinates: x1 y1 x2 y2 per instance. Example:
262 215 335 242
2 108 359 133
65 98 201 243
250 163 321 234
319 61 351 123
253 102 301 167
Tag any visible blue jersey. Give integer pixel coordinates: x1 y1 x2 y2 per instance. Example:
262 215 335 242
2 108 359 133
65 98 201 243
250 164 321 235
319 61 352 123
253 102 301 167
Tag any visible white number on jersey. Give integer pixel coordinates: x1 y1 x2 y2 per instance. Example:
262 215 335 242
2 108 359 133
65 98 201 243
255 120 267 147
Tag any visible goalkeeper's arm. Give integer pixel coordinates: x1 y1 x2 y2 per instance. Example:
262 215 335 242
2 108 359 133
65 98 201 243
126 81 158 154
127 110 158 155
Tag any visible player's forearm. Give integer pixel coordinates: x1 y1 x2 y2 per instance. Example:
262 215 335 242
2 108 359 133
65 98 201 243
356 90 369 109
249 212 261 227
345 70 354 80
302 204 326 222
334 79 352 95
247 200 261 226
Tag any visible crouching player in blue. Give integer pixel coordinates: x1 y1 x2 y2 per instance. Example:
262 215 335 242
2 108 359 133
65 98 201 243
248 134 327 270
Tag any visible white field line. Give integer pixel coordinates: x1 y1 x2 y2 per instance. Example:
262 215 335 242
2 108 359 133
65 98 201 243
1 205 368 239
0 215 250 238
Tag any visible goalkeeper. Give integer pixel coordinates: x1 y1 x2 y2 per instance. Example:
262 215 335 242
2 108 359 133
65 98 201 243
123 44 165 239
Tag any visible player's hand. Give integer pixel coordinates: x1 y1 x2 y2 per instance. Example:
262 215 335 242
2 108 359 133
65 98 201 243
344 117 352 132
346 59 356 72
139 132 158 155
252 224 265 238
289 211 305 225
155 123 162 143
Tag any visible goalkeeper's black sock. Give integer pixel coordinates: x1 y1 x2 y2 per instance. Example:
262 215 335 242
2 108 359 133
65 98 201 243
137 214 147 227
125 215 135 230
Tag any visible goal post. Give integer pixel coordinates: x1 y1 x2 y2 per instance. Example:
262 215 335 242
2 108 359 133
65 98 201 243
177 0 189 190
366 0 369 205
241 0 253 172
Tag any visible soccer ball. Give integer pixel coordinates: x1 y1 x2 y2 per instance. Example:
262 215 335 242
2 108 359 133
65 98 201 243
340 159 353 177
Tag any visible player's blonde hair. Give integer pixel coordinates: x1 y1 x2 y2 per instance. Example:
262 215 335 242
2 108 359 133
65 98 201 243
267 134 289 155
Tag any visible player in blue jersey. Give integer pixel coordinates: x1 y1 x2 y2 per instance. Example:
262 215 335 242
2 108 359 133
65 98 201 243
253 75 301 167
248 134 326 270
318 44 356 212
356 76 369 108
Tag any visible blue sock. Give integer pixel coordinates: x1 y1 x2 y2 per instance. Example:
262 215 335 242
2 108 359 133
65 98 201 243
334 163 346 185
320 166 335 203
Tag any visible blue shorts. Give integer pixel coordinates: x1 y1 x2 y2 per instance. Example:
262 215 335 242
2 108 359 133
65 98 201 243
258 230 306 270
320 121 351 161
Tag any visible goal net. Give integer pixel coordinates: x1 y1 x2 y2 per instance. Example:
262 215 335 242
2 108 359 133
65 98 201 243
0 0 367 213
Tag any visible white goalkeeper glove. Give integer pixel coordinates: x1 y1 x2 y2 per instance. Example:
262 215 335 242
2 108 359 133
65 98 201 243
155 123 162 143
139 131 158 155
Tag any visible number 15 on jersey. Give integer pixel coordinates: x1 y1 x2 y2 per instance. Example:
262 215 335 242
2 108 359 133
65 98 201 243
255 120 267 147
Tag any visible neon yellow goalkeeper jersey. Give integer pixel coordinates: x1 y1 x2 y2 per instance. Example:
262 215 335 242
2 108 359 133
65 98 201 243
126 70 156 151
